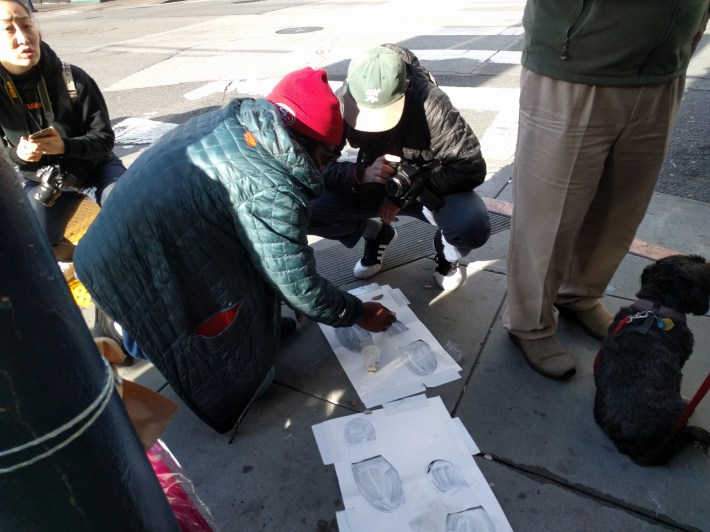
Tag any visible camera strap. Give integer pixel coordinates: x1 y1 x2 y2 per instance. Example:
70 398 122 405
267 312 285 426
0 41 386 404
0 70 55 125
62 62 78 104
390 179 441 212
0 70 26 115
418 185 442 212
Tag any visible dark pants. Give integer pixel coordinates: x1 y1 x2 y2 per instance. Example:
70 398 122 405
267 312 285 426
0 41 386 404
308 187 491 261
23 153 126 248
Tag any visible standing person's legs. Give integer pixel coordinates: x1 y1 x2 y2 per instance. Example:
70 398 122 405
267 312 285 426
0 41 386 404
557 77 685 314
503 70 625 378
504 70 620 338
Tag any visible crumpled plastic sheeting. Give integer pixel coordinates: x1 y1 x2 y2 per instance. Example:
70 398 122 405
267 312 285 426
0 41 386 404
147 439 218 532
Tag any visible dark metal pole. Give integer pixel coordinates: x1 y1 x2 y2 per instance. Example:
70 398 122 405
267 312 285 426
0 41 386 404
0 158 179 531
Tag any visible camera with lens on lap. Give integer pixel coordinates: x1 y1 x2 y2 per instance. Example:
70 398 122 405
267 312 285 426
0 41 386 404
34 165 67 207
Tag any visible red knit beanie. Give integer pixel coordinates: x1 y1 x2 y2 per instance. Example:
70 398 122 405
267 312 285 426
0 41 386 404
266 67 343 146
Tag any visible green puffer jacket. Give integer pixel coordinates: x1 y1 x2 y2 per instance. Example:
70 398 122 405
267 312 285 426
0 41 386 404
75 98 363 433
522 0 710 86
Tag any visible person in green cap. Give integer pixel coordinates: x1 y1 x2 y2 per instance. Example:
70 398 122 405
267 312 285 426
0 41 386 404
308 44 490 291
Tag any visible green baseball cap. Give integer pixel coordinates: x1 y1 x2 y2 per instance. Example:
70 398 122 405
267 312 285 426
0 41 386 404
343 46 406 132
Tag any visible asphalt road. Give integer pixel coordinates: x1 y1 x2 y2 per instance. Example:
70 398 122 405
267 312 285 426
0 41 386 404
658 87 710 203
34 0 710 203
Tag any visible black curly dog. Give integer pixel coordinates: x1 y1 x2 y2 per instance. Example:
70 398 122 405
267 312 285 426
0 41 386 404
594 254 710 466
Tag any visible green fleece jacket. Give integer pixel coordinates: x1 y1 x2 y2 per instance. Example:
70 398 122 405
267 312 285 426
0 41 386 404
522 0 710 86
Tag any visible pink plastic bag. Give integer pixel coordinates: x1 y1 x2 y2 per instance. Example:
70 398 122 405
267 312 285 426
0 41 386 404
146 439 217 532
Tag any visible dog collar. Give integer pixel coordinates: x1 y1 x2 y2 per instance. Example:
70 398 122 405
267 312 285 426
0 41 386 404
594 301 683 373
631 299 687 324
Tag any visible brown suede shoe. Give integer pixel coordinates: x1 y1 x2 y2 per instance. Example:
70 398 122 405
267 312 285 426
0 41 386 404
508 332 576 379
557 303 613 340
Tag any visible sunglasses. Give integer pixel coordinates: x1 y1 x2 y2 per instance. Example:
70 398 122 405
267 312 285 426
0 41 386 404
292 133 340 166
319 145 341 166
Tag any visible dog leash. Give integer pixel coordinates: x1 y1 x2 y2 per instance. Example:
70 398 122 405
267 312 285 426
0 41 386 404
593 300 681 372
673 372 710 434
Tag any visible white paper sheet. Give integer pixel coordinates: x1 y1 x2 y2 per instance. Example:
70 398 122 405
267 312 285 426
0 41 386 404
318 284 462 408
312 395 512 532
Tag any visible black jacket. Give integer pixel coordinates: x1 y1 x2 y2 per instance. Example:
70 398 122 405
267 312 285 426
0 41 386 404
322 44 486 200
0 41 116 186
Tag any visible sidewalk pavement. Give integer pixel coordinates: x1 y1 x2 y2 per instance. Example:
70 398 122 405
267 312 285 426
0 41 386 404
115 165 710 532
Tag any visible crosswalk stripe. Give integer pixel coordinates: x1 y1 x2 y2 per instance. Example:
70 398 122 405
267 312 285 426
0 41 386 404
185 80 520 112
412 50 522 64
184 80 241 101
146 78 521 164
427 27 524 36
136 42 523 165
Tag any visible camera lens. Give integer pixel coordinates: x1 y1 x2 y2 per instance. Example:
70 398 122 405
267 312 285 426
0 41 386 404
34 166 64 207
386 175 409 198
34 183 61 207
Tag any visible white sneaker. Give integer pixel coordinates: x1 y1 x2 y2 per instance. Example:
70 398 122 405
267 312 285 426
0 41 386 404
433 230 464 290
434 267 464 290
59 262 74 281
353 224 398 279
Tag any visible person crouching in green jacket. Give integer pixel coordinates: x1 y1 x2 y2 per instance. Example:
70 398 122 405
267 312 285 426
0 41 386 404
74 68 397 433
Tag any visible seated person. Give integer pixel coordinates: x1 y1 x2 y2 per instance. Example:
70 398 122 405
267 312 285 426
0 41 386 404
0 0 126 267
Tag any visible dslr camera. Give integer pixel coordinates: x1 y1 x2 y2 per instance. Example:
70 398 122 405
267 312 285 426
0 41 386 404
384 157 441 211
385 160 421 201
34 165 66 207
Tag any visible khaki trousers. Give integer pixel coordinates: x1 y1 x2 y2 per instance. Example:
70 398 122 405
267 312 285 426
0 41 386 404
503 69 684 339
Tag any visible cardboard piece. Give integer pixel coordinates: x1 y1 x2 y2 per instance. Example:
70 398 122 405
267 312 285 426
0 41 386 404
94 337 178 450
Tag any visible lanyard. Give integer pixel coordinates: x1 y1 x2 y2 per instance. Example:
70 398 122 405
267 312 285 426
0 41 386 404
0 69 55 126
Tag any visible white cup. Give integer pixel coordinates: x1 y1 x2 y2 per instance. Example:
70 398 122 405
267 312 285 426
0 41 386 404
361 345 381 374
384 154 401 168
